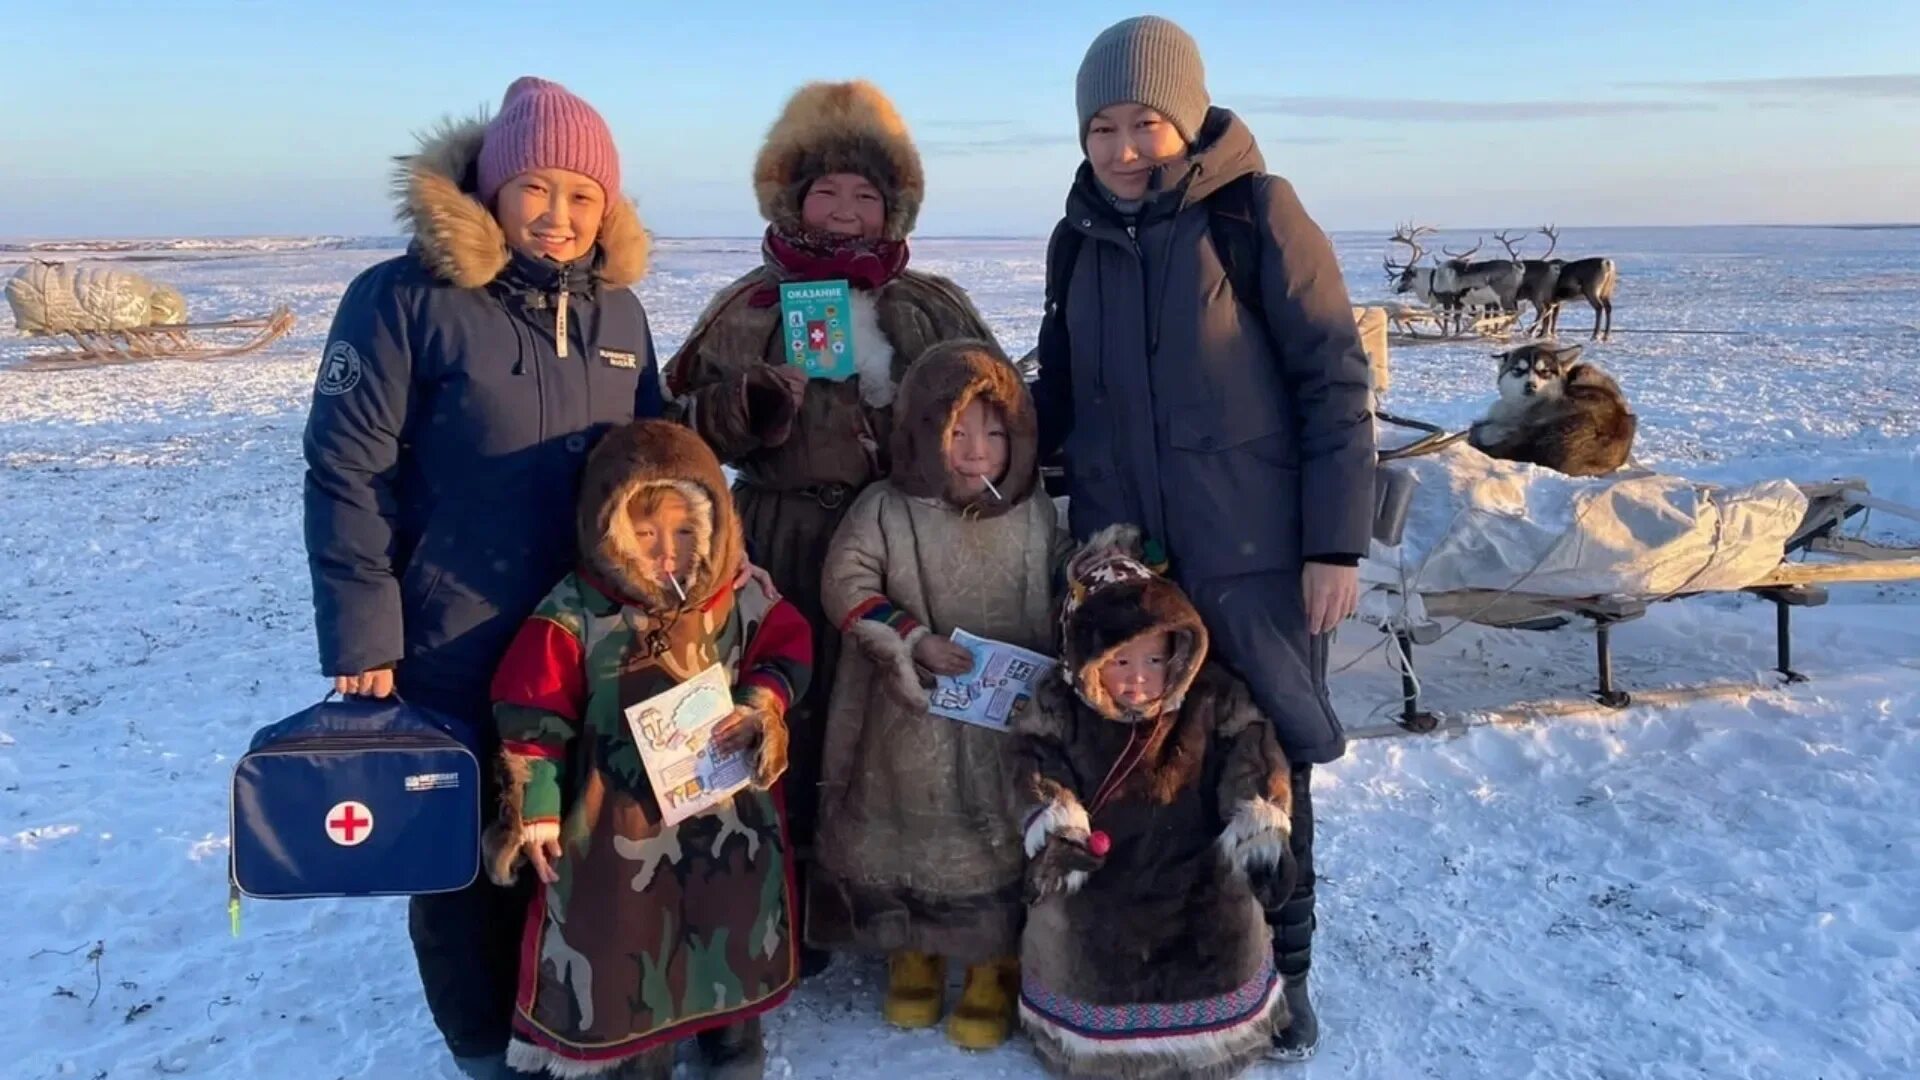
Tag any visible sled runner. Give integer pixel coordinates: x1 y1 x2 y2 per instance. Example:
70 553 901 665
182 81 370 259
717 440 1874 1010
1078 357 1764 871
8 308 297 370
1379 300 1518 345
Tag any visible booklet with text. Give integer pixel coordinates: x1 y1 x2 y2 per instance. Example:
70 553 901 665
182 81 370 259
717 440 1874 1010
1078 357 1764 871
927 629 1057 732
778 279 857 381
623 662 750 826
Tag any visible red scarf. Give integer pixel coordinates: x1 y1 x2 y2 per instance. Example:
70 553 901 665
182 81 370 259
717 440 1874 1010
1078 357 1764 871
749 227 910 307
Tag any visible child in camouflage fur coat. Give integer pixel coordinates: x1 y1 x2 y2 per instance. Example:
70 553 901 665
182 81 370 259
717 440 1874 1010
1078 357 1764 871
486 421 811 1079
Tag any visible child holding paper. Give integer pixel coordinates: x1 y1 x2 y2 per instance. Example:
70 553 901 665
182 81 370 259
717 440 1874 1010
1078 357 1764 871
484 420 811 1080
812 340 1065 1050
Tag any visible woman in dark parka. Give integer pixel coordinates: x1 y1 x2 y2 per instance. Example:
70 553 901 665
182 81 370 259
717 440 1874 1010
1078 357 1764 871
1030 17 1377 1062
302 77 661 1079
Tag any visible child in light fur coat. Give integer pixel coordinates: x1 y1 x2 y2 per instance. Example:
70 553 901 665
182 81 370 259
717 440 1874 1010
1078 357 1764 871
809 340 1065 1050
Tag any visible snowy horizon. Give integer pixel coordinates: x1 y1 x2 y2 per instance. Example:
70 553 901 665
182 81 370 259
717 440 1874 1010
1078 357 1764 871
7 221 1920 250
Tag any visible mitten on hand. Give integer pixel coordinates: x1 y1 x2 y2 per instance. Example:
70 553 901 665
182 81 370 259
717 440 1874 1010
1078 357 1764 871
1247 847 1300 912
1024 832 1105 905
742 367 803 447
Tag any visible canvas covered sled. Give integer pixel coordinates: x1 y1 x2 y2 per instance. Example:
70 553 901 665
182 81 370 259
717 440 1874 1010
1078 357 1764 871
5 261 293 370
1357 413 1920 734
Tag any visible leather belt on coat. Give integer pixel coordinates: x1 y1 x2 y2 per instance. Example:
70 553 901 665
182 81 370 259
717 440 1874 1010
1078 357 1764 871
737 480 857 511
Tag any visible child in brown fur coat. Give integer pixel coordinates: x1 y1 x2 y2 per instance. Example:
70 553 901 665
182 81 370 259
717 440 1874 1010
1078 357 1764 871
1015 526 1297 1080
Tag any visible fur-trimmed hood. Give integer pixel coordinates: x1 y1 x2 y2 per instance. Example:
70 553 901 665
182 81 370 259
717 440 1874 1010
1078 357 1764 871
575 421 743 616
1059 526 1210 722
753 81 925 242
391 119 650 289
888 339 1038 519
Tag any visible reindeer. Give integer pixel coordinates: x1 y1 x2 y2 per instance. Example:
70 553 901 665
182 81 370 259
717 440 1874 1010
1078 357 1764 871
1384 224 1488 334
1438 236 1523 329
1499 225 1619 341
1499 228 1562 337
1384 223 1467 332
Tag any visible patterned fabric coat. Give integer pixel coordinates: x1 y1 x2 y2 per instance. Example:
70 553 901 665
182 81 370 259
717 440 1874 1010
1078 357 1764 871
487 422 811 1075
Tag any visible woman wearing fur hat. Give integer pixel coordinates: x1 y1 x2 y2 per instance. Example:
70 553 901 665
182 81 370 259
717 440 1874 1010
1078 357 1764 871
486 420 810 1079
1029 16 1378 1059
664 80 999 964
301 77 660 1078
1016 527 1297 1080
811 341 1063 1049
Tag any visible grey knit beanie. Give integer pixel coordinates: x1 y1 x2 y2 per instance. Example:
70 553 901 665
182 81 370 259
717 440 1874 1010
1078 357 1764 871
1075 16 1210 147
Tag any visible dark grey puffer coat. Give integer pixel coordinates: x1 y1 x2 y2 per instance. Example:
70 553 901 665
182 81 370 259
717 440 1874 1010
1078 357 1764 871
1031 108 1375 764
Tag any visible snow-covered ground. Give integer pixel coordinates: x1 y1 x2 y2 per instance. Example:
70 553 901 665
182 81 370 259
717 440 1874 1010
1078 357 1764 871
2 227 1917 1079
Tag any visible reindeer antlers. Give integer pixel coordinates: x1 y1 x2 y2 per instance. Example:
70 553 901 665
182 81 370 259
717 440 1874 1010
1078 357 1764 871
1536 223 1559 259
1442 237 1483 260
1494 229 1527 260
1384 221 1436 276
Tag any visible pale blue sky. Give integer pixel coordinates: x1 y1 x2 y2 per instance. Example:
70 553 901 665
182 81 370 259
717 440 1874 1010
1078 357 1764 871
6 0 1918 237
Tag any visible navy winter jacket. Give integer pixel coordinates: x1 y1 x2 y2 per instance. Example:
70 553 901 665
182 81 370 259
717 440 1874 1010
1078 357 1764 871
303 128 661 722
1032 109 1375 763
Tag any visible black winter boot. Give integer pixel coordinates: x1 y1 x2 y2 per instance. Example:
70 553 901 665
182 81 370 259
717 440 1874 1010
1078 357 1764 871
1266 761 1319 1063
452 1051 545 1080
800 945 834 978
608 1045 675 1080
792 862 834 980
1269 973 1319 1062
697 1016 767 1080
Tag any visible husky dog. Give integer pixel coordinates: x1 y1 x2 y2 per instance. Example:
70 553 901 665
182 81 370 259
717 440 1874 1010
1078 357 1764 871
1468 343 1635 476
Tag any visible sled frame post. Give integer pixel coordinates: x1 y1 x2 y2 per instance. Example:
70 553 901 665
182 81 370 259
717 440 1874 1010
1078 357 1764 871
1593 622 1629 708
1579 601 1649 710
1751 585 1827 685
1775 601 1799 683
1393 630 1439 733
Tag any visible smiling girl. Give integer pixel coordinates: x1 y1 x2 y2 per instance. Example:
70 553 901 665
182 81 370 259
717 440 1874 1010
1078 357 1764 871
302 76 659 1080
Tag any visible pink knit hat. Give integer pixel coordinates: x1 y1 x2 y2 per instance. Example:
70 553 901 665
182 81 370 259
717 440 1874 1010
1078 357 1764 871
477 77 621 205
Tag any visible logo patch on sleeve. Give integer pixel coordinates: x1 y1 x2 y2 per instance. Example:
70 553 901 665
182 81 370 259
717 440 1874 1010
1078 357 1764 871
600 348 638 370
317 341 364 396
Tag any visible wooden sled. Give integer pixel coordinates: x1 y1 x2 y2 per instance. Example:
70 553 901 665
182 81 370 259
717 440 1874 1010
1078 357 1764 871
1382 303 1516 346
10 305 295 371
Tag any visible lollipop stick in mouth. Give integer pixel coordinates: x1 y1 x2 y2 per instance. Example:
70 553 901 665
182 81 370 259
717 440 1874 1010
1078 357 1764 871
668 573 687 602
982 476 1002 500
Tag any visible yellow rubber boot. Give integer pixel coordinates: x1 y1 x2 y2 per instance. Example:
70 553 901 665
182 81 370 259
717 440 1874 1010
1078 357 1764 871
946 957 1018 1050
883 950 947 1029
